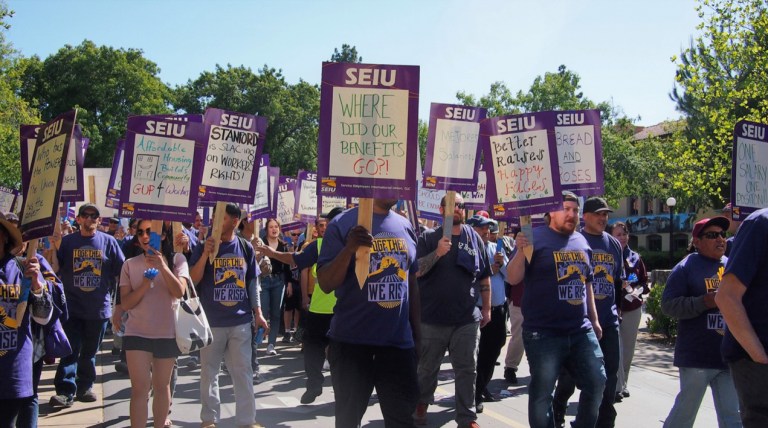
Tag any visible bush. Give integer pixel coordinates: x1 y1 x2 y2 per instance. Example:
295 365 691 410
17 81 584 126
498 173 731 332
637 249 689 271
645 281 677 340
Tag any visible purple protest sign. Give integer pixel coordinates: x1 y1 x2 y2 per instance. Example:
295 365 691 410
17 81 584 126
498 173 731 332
417 175 445 223
200 108 267 203
249 154 273 220
20 110 78 241
423 103 487 191
318 62 419 200
481 112 562 217
105 139 125 209
120 115 205 222
461 164 488 211
60 124 86 202
0 186 17 213
731 120 768 220
294 170 319 223
20 124 41 192
277 176 303 231
546 109 604 195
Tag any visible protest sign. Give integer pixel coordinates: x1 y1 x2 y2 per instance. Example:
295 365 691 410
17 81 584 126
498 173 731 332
731 120 768 220
318 62 420 200
60 124 86 202
200 108 267 203
481 112 562 216
417 177 445 223
294 170 319 223
249 155 273 220
277 176 303 231
120 115 205 222
0 186 17 213
20 124 41 192
423 103 487 191
105 139 125 209
547 109 604 195
461 164 487 211
319 194 349 216
20 110 77 241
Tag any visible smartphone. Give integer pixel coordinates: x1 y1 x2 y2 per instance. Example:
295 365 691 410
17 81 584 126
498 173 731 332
149 232 162 253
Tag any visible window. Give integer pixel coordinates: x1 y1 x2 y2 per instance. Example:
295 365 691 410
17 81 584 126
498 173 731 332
647 234 662 251
630 197 639 216
644 199 654 215
629 235 639 249
674 233 689 252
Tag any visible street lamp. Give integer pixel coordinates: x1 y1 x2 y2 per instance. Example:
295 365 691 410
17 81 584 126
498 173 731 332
667 197 677 267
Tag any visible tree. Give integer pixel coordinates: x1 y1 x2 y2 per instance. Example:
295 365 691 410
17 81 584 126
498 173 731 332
173 64 320 176
670 0 768 207
17 40 174 168
330 44 362 63
0 2 40 187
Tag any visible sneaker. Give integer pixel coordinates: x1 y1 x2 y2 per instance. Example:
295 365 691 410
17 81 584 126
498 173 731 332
322 360 330 371
300 389 321 404
77 388 98 402
49 394 74 408
475 401 484 413
282 332 291 343
614 392 623 403
200 422 216 428
458 422 480 428
621 388 630 398
504 367 518 384
267 344 277 355
186 356 199 369
115 361 129 374
413 402 428 426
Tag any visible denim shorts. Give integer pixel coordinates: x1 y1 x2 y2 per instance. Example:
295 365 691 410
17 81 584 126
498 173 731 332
123 336 180 359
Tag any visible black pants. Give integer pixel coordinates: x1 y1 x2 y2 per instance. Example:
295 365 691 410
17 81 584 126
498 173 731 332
329 340 419 428
731 358 768 428
303 311 333 393
475 305 507 401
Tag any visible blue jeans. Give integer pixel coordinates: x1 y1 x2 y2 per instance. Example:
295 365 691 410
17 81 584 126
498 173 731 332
54 317 108 397
524 328 606 428
663 367 741 428
259 275 285 346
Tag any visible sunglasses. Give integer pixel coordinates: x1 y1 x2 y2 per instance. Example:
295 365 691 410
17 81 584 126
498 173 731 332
700 231 727 240
136 228 152 237
441 203 466 210
79 212 99 220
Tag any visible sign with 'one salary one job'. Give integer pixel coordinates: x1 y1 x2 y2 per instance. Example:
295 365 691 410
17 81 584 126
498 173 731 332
318 62 420 200
423 103 487 191
731 120 768 220
120 115 205 222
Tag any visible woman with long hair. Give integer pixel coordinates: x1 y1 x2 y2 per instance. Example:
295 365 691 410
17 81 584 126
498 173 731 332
609 221 649 400
261 218 289 355
117 220 188 428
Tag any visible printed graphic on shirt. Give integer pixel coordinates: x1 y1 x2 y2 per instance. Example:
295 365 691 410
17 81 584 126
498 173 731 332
213 254 247 307
705 265 725 335
554 251 589 305
72 247 104 292
366 232 409 309
0 283 21 355
591 252 616 301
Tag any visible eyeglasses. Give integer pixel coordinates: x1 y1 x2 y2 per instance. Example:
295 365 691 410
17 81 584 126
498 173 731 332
79 212 99 220
136 228 151 237
700 231 727 240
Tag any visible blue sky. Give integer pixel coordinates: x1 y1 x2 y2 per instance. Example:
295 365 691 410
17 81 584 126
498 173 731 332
7 0 700 126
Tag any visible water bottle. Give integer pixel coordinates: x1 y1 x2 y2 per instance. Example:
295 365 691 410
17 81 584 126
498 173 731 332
255 326 265 345
116 312 128 337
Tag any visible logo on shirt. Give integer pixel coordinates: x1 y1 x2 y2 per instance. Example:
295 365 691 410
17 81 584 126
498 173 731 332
213 255 247 307
591 252 616 301
73 247 104 292
366 233 409 309
0 283 21 355
554 251 589 306
705 265 725 335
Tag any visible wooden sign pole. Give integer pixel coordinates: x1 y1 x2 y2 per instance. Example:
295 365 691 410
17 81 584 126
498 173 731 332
442 191 456 238
355 198 373 288
520 215 533 262
209 201 226 263
172 221 184 253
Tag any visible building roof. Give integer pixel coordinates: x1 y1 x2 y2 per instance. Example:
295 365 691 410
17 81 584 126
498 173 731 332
633 120 684 140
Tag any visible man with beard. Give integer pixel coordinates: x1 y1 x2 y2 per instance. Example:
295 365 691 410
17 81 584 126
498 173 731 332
50 204 125 408
317 199 421 428
414 195 491 428
506 191 605 428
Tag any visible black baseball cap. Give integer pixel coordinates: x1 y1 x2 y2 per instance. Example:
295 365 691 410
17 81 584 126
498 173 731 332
78 203 100 217
583 197 613 214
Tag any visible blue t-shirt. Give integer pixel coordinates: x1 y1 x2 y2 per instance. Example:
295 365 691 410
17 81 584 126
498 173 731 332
663 253 727 369
476 241 508 307
318 208 418 348
294 240 319 271
521 226 594 335
190 236 258 328
722 208 768 363
582 231 622 328
417 225 492 326
57 231 125 320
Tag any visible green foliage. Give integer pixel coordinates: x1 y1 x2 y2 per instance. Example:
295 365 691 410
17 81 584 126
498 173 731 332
645 280 678 339
173 64 320 177
0 2 40 187
330 44 362 63
670 0 768 207
17 40 173 168
636 248 690 271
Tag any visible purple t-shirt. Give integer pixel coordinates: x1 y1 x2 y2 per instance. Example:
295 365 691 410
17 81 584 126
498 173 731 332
521 226 594 335
57 231 125 320
318 208 418 349
722 208 768 363
0 256 35 399
664 253 727 369
294 240 319 271
582 231 622 328
190 236 258 328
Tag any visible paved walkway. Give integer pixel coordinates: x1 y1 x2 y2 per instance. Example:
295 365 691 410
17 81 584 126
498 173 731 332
36 314 724 427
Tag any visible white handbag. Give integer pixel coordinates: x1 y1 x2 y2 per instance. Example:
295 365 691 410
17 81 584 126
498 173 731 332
174 281 213 354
